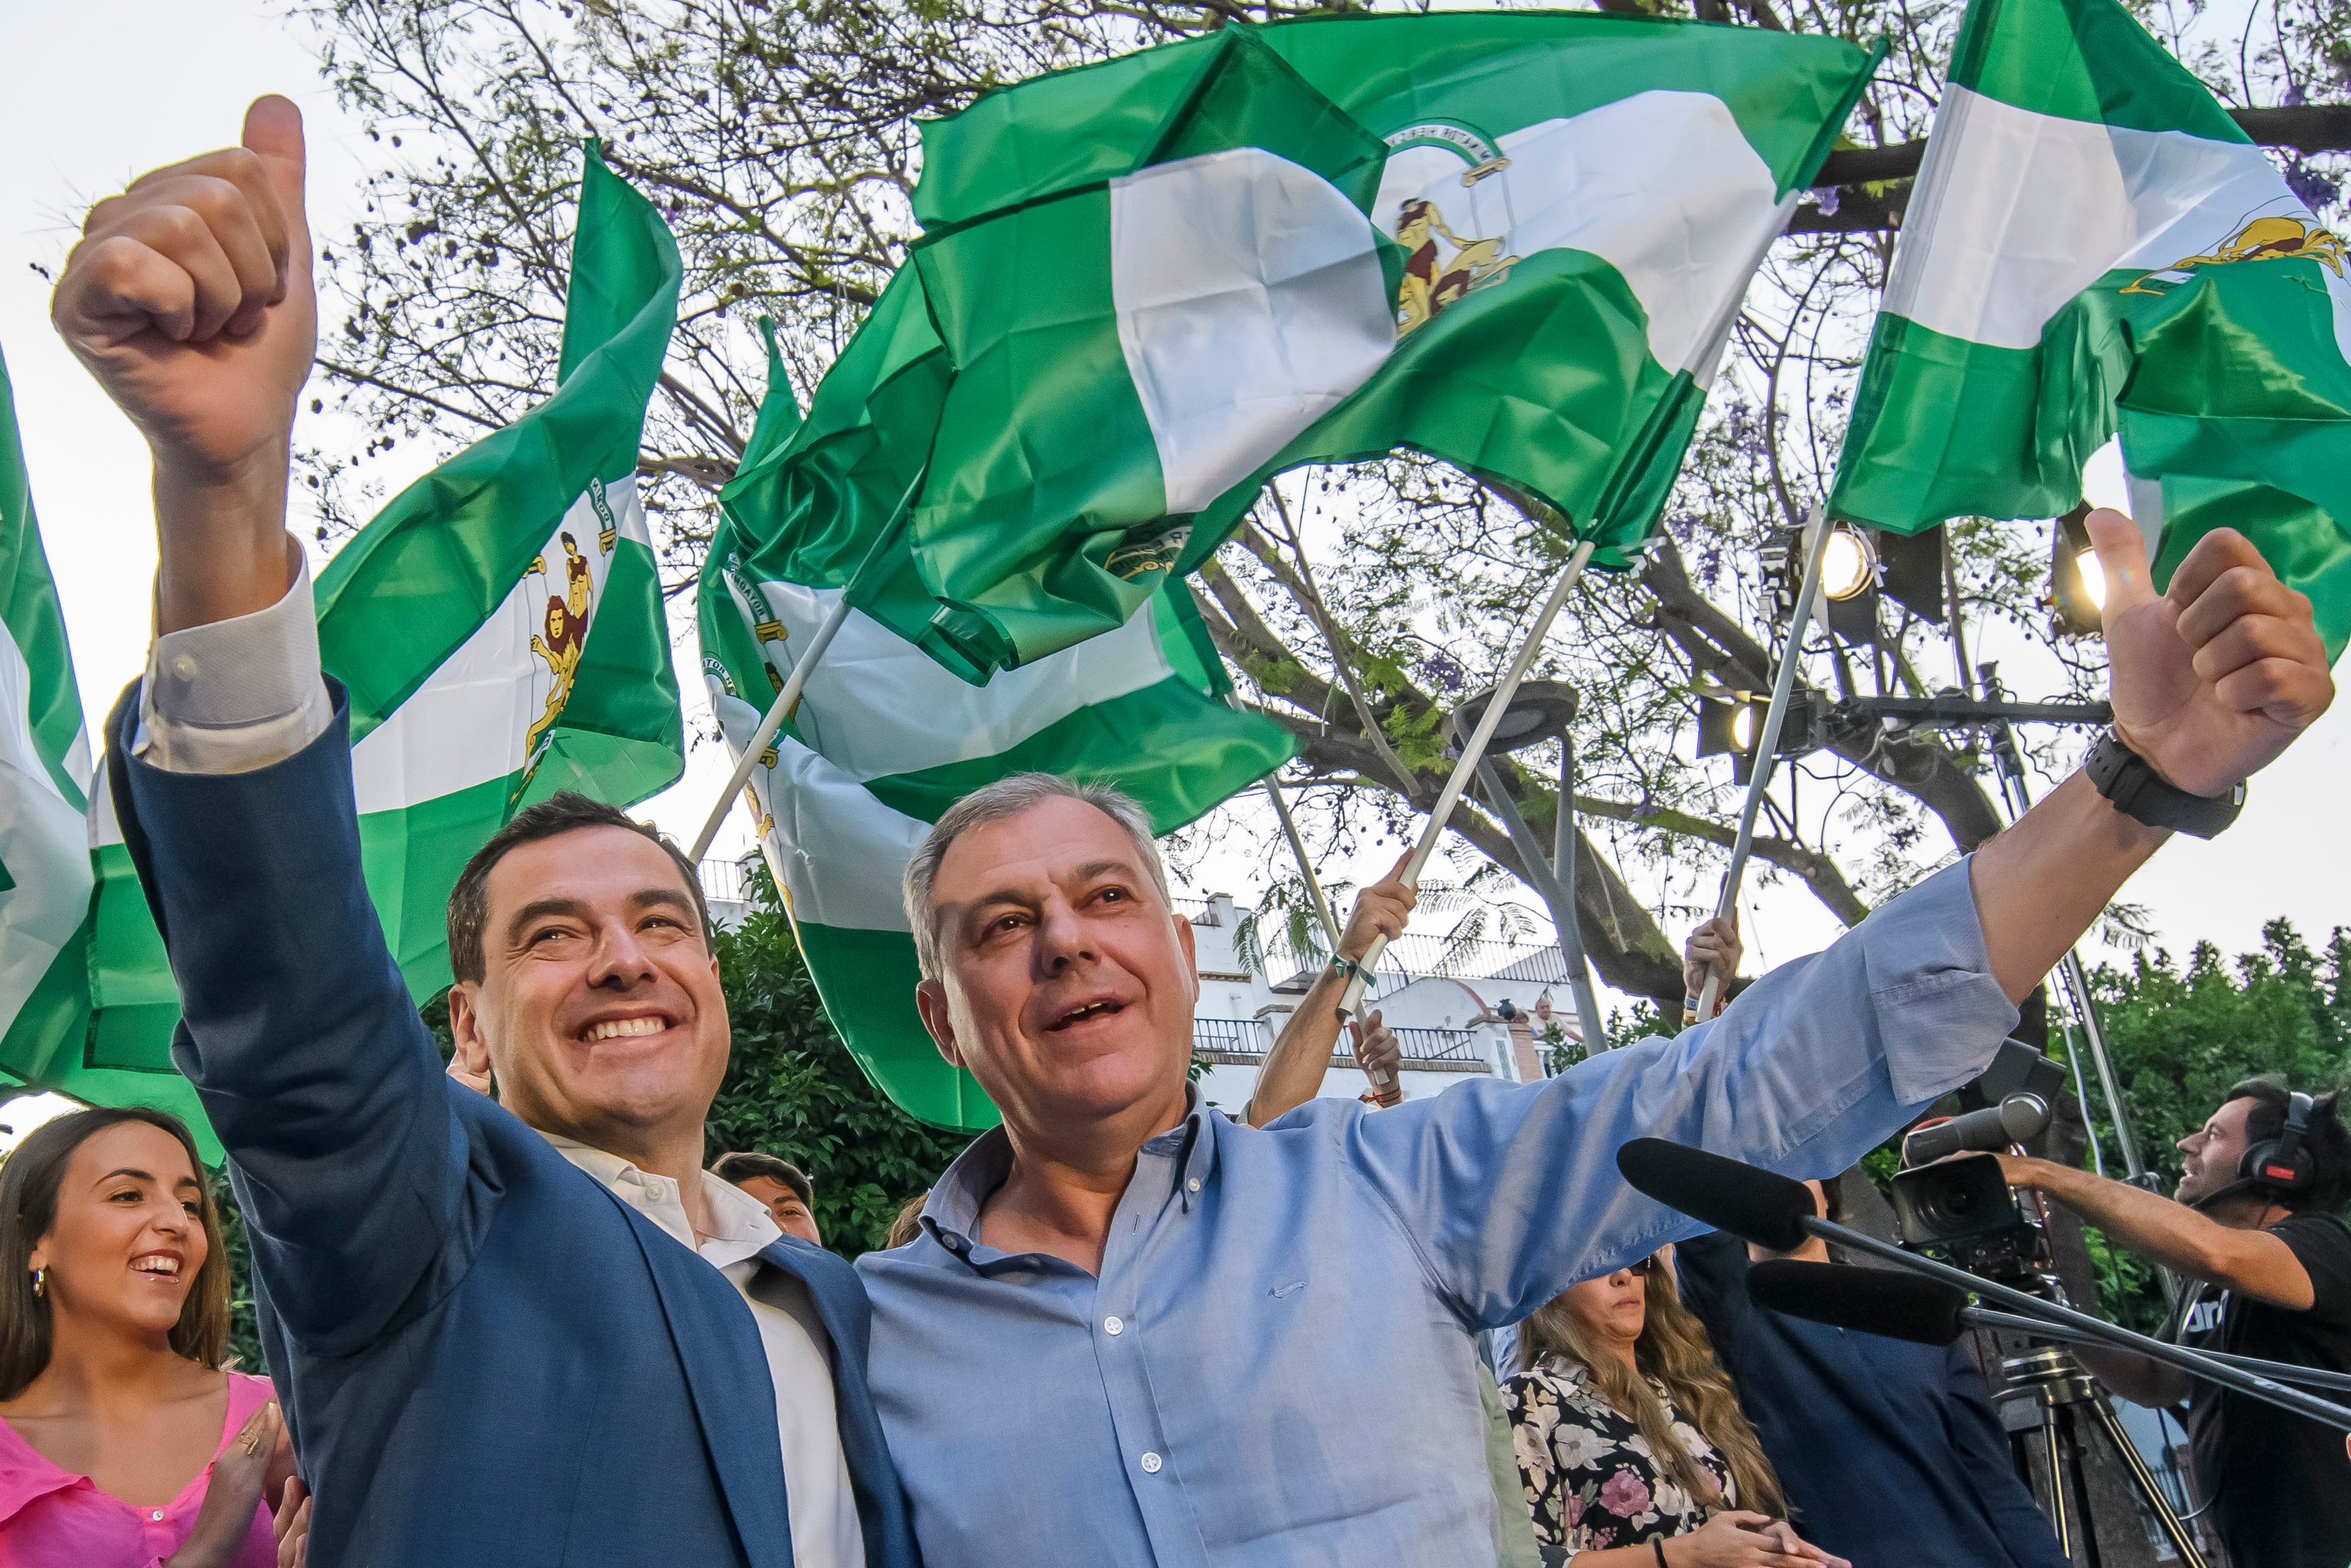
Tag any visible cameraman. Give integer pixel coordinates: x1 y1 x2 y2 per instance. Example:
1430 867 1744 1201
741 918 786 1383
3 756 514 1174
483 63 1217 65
1995 1078 2351 1568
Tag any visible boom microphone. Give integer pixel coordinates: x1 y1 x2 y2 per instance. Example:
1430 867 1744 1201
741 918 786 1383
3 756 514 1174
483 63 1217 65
1614 1138 1816 1252
1747 1259 1967 1345
1903 1093 2052 1166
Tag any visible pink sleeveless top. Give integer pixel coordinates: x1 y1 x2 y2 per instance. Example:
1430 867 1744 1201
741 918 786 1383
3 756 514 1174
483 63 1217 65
0 1370 276 1567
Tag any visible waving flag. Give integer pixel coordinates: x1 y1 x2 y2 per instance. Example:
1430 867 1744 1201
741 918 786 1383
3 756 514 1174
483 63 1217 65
0 344 204 1125
1829 0 2351 657
703 335 1294 1127
70 144 685 1129
730 13 1882 679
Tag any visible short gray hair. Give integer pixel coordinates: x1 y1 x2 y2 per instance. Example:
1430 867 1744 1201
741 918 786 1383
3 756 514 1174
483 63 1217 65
903 773 1170 980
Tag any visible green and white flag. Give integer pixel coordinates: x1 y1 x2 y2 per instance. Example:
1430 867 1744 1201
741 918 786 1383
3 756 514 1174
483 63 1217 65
0 345 208 1129
77 143 685 1112
728 14 1881 680
702 348 1295 1128
1829 0 2351 657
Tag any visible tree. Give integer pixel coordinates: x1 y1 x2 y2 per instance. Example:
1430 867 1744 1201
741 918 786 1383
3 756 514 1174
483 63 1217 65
704 864 969 1255
290 0 2351 1013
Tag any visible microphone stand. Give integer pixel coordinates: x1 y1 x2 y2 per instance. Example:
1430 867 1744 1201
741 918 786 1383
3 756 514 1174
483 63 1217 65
1962 1307 2351 1395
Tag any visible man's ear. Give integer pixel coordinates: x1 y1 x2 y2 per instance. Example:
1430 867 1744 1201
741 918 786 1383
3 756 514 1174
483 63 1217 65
914 977 964 1069
448 981 493 1078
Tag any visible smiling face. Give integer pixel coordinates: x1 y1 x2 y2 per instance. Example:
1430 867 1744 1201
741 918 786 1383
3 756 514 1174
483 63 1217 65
913 797 1198 1145
448 824 730 1153
29 1120 208 1343
2177 1096 2259 1206
1561 1263 1649 1360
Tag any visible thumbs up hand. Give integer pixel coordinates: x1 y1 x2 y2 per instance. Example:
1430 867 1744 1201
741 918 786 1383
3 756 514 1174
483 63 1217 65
51 96 315 633
2089 508 2333 799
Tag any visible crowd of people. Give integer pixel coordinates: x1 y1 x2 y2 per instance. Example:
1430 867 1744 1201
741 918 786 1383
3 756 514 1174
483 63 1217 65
0 89 2343 1568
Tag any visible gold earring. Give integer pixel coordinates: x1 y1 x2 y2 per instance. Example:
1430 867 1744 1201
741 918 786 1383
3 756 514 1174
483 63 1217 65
29 1267 42 1299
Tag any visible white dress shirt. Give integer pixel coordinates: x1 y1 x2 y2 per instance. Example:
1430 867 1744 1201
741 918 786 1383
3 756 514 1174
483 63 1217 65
136 543 866 1568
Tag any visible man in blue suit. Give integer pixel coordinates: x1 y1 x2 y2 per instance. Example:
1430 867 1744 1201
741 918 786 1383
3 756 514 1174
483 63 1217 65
52 96 918 1568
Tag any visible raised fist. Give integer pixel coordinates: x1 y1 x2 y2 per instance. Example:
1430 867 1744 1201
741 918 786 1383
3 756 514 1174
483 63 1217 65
51 96 314 632
2089 509 2333 799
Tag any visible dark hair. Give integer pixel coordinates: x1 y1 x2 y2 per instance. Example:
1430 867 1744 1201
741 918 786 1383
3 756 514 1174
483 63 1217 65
447 791 711 985
2225 1077 2351 1213
711 1151 812 1209
0 1108 231 1399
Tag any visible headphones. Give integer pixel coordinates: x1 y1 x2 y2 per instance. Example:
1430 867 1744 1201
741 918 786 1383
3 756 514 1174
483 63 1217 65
2240 1090 2319 1196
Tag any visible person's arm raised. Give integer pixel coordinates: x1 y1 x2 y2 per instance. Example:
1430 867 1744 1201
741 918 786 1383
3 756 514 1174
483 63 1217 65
1245 855 1412 1125
51 95 314 633
1970 510 2333 1004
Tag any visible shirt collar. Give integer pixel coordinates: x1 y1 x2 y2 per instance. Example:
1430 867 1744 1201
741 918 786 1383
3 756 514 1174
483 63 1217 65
538 1131 781 1266
920 1084 1219 1265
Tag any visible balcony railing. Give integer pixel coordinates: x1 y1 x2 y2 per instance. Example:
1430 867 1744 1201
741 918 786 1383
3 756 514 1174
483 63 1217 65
700 857 754 905
1191 1017 1487 1070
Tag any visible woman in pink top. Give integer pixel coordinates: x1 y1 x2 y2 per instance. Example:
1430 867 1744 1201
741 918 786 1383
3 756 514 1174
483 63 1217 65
0 1108 294 1567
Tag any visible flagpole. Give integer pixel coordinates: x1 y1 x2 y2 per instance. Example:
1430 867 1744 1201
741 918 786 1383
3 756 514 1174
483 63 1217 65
1263 773 1343 954
687 468 925 863
1694 504 1829 1021
1335 538 1597 1022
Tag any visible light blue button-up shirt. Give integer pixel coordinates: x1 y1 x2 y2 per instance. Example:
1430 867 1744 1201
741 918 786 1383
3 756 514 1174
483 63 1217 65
857 859 2017 1567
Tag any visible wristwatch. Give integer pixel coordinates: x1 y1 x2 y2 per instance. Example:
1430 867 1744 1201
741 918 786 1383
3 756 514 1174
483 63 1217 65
2084 729 2244 838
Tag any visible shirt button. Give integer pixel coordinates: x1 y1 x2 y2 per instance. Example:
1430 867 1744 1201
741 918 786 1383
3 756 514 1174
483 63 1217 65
152 1510 165 1522
1186 1177 1201 1193
170 654 197 680
1140 1452 1163 1474
1104 1315 1124 1336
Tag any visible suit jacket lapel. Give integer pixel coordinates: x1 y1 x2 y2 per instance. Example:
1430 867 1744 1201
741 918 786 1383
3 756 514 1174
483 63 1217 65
757 1241 911 1568
599 1184 795 1568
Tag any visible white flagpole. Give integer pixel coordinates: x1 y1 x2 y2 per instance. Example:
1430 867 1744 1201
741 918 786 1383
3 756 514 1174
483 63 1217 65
1335 538 1598 1022
1693 505 1829 1020
687 467 925 864
689 592 854 862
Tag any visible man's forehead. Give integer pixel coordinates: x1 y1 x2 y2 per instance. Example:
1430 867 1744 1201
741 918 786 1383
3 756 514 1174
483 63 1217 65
933 797 1145 895
485 823 695 909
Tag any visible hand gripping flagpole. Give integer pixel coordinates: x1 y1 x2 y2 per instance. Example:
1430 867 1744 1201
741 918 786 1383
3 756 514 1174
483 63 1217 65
1693 506 1830 1021
689 468 926 864
1335 538 1599 1029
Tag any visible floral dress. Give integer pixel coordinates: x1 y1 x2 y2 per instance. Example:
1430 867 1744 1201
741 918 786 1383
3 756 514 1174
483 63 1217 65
1500 1353 1735 1556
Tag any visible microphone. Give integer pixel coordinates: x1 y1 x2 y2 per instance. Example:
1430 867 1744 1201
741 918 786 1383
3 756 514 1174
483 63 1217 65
1748 1261 2351 1396
1614 1138 1817 1253
1902 1093 2051 1166
1617 1138 2351 1431
1747 1260 1966 1345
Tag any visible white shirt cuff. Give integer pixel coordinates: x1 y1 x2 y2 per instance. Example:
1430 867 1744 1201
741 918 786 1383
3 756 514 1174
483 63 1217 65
135 537 334 775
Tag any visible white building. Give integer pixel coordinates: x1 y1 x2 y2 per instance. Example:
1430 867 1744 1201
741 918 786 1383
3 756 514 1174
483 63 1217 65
1180 892 1575 1117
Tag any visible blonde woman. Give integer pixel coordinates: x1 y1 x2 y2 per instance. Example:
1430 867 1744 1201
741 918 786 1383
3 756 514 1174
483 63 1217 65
1502 1254 1845 1568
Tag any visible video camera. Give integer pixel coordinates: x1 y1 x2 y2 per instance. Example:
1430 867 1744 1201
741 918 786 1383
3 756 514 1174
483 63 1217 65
1886 1039 2067 1293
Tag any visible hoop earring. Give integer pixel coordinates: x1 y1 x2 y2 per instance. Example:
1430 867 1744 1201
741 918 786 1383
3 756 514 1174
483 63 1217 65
28 1267 42 1299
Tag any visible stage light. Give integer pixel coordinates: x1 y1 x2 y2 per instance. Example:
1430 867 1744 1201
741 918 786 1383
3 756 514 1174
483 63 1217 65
2048 506 2102 636
1819 526 1878 602
2077 546 2108 612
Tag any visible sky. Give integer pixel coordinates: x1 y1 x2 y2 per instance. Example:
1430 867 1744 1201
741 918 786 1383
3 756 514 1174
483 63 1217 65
0 1 2345 1060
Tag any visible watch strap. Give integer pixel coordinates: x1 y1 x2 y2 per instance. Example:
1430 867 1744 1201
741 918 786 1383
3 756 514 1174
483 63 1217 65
2085 730 2244 839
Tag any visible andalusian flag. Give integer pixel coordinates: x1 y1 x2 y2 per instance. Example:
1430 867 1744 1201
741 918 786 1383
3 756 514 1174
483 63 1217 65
1830 0 2351 657
0 346 205 1127
72 144 685 1125
704 336 1295 1129
737 14 1880 680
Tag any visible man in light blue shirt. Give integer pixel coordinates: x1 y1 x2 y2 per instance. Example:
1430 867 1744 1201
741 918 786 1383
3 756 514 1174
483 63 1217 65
856 512 2331 1568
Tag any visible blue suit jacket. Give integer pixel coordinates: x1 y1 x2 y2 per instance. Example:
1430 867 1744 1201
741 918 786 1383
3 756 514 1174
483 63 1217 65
107 685 920 1568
